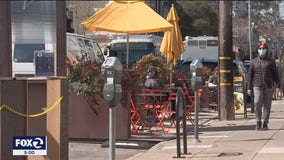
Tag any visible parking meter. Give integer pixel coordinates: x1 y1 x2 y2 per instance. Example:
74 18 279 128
190 59 203 143
101 57 123 160
190 60 203 91
101 57 123 107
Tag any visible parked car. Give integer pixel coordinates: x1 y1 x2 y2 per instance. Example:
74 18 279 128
175 58 249 80
12 33 104 77
174 57 251 107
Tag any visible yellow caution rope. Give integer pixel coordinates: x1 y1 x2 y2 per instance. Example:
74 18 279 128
0 97 63 118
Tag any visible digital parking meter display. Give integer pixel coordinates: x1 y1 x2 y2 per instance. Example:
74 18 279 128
103 58 113 66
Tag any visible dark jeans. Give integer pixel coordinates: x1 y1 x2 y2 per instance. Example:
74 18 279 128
253 86 274 124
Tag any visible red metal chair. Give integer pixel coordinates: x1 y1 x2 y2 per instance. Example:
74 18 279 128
155 91 177 134
141 88 164 109
134 88 166 134
130 97 145 134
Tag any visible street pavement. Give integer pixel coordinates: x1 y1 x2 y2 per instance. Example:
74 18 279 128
127 99 284 160
69 99 284 160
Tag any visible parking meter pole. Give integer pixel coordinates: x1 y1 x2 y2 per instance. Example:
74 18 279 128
109 107 116 160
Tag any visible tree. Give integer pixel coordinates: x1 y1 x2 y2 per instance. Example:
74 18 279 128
251 1 283 40
233 16 250 58
233 1 284 59
174 1 218 37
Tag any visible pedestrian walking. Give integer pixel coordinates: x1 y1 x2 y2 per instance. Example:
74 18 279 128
247 43 281 131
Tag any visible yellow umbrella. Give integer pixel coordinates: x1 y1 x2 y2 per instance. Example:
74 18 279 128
81 0 172 66
160 4 185 65
81 0 172 34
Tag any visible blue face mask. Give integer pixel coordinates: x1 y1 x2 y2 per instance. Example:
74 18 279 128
258 49 267 56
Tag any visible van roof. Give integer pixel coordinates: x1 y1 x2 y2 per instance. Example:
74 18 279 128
110 34 162 43
182 57 218 64
66 32 97 41
184 36 218 41
182 57 247 64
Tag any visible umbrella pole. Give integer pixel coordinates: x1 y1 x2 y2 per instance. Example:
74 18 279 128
126 34 129 67
170 63 172 87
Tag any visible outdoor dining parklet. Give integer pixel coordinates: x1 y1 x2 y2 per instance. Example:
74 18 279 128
130 83 195 135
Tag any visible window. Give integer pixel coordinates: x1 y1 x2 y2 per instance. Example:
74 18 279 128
199 40 207 48
13 44 45 63
111 42 154 51
67 35 104 63
188 40 198 46
109 42 155 66
207 40 218 46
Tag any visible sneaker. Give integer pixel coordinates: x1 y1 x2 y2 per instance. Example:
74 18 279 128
262 122 268 130
256 121 262 131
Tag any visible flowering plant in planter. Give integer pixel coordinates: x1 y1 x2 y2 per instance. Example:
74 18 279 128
68 61 104 95
67 53 170 111
130 54 169 91
67 57 105 114
67 56 137 110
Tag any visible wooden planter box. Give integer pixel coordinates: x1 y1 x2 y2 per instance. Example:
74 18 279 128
68 92 131 140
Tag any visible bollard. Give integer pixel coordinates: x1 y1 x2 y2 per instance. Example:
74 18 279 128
193 90 201 143
181 92 188 155
174 88 181 158
173 88 188 158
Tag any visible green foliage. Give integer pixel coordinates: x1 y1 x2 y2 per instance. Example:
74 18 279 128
175 1 218 37
68 60 104 95
66 54 174 106
121 67 136 92
131 54 169 90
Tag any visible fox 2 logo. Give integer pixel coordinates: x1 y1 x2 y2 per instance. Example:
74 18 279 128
13 136 46 150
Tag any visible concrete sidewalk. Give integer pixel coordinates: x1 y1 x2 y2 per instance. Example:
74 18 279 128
69 104 219 160
127 99 284 160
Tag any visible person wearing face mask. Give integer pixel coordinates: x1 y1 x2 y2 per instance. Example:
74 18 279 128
247 43 281 131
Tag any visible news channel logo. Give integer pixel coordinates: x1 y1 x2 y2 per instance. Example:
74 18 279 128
13 136 47 156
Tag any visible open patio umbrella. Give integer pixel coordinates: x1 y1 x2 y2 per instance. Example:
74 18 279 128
160 4 185 84
81 0 173 65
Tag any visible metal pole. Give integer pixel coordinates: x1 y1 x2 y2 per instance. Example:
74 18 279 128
175 92 181 158
109 107 116 160
249 11 255 113
251 22 254 52
242 77 248 118
170 64 173 85
193 90 201 143
126 34 129 67
181 92 188 155
248 0 252 62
